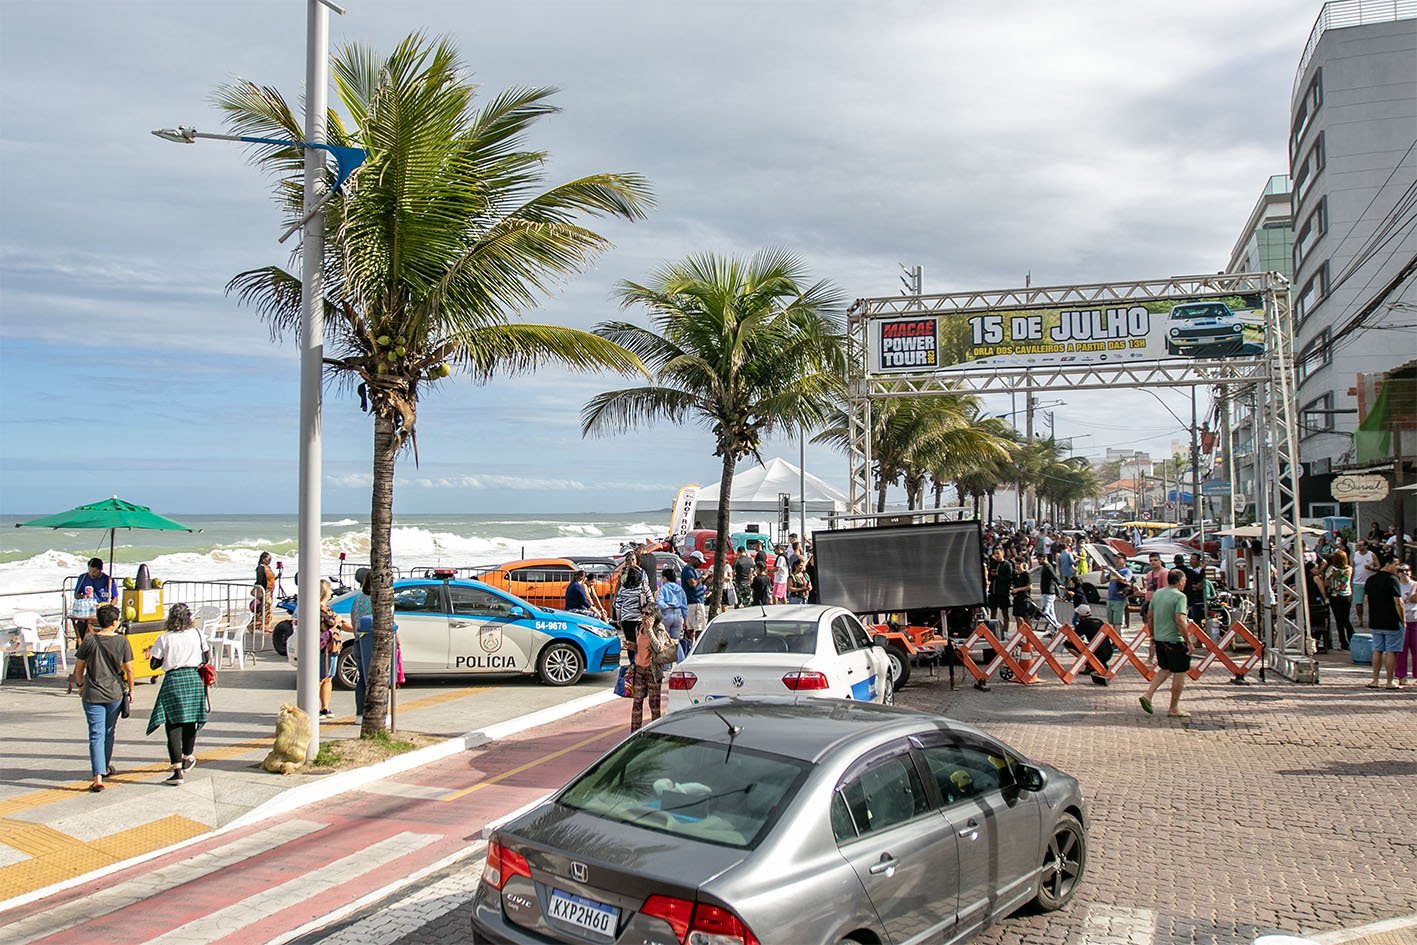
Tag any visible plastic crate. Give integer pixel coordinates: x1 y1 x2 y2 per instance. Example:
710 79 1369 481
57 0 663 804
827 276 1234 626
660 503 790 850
6 652 59 678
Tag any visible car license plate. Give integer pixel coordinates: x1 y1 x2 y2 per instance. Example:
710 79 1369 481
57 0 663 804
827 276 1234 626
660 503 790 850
548 888 618 937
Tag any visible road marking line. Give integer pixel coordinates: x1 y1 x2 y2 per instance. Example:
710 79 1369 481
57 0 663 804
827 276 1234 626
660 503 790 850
1074 903 1157 945
145 830 440 945
438 724 629 803
271 847 487 945
0 819 327 945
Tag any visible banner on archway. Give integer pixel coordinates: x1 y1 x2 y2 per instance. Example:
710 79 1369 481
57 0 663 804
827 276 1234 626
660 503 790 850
869 292 1265 374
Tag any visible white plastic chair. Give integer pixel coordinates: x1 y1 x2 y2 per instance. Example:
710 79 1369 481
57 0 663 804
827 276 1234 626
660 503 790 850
14 612 66 673
197 605 244 669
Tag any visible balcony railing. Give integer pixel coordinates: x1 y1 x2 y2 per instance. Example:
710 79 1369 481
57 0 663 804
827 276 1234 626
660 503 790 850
1294 0 1417 99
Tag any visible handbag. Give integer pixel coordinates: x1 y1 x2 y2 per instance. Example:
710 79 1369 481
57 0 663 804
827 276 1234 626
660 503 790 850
614 664 635 698
648 623 676 664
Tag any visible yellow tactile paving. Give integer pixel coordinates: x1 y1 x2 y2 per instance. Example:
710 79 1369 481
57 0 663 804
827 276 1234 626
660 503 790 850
0 789 77 818
0 814 208 898
0 819 77 857
89 815 209 860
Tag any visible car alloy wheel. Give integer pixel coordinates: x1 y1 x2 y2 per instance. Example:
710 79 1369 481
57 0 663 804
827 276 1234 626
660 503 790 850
538 641 584 686
880 671 894 706
335 643 359 691
1034 812 1085 910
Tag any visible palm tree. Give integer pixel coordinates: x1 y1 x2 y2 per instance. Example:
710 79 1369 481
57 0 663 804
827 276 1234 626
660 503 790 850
581 250 846 618
815 391 1009 512
218 33 653 734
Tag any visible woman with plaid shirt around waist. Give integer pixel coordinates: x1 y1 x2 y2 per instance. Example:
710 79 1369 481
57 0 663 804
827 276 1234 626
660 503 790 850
146 603 211 786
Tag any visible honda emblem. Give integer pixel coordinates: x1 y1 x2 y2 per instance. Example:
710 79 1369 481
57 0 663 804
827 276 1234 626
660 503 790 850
571 861 588 883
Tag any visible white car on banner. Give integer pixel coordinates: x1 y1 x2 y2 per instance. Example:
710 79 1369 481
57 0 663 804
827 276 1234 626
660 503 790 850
666 605 893 711
1163 302 1265 358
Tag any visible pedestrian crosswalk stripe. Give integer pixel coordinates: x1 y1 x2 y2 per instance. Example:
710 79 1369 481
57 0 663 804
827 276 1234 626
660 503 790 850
296 858 485 945
0 819 327 945
144 831 440 945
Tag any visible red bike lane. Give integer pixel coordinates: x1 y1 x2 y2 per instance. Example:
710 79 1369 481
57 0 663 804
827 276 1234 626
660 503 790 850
0 699 631 945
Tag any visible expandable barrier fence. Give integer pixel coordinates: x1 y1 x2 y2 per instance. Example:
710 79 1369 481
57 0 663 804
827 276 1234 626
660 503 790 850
956 619 1263 686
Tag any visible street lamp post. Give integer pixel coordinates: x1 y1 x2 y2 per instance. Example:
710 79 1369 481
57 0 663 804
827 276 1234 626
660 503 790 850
153 0 364 760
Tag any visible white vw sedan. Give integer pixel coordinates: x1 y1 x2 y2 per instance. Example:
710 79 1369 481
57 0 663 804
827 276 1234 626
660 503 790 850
666 605 893 712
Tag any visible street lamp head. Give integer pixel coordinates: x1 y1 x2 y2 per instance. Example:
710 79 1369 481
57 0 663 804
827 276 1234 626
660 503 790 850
151 126 197 144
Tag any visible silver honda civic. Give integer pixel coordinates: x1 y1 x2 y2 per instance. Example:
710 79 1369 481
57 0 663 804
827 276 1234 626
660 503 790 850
470 698 1086 944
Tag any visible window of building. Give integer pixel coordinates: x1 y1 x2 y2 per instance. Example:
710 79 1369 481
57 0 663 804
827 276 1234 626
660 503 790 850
1294 260 1330 324
1290 69 1322 160
1293 197 1328 272
1298 327 1332 385
1301 392 1335 438
1292 132 1325 208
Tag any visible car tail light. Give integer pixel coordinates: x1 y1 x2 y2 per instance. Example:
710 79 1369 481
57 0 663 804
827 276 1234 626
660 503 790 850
481 840 531 890
668 670 697 690
641 894 693 941
781 671 830 691
639 895 759 945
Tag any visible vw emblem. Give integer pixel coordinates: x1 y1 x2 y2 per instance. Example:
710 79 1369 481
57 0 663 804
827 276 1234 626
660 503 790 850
571 861 588 883
731 675 745 688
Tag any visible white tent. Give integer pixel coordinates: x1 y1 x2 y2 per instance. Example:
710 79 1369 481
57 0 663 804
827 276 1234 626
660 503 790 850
693 457 847 525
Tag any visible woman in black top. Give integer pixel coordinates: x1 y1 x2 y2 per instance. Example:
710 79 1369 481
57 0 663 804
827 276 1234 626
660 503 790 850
73 604 134 792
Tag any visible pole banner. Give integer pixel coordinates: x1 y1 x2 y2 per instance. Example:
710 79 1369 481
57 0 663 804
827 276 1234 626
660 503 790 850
670 485 700 543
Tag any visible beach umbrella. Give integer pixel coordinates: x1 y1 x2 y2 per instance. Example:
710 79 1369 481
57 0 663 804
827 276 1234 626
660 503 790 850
16 496 201 580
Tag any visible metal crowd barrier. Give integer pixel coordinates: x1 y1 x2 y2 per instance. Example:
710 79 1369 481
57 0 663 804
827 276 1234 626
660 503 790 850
956 618 1264 686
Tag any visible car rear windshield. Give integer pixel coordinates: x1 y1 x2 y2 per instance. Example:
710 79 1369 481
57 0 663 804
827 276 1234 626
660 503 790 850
696 619 817 655
557 733 810 849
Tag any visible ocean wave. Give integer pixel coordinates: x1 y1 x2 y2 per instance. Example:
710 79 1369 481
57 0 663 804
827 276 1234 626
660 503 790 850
323 518 360 527
559 524 604 537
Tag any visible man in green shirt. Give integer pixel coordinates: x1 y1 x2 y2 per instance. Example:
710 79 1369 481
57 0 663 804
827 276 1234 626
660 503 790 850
1139 569 1194 718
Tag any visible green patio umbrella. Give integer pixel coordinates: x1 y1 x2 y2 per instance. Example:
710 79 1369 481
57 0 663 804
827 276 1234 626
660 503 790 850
16 496 201 584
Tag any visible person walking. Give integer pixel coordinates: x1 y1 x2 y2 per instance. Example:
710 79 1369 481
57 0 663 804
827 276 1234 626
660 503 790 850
987 546 1014 635
656 565 688 646
1139 569 1194 718
349 568 376 717
750 561 772 607
1395 563 1417 686
629 608 667 732
72 604 133 793
1351 540 1378 627
146 603 211 786
1305 560 1331 653
1326 550 1356 650
1141 553 1167 621
1364 554 1405 690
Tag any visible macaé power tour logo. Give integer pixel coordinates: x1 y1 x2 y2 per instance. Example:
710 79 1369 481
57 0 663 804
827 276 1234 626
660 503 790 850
877 318 937 369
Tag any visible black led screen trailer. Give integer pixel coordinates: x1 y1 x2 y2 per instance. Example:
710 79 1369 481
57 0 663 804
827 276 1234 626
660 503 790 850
812 521 986 613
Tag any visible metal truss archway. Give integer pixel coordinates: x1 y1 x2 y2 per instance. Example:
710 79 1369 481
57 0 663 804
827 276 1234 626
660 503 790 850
846 272 1316 682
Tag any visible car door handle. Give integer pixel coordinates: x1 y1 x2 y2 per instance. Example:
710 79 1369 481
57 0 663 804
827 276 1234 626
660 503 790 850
450 619 474 628
868 855 898 876
957 820 980 840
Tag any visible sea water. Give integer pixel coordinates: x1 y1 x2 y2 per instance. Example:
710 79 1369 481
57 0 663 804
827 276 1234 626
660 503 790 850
0 511 827 621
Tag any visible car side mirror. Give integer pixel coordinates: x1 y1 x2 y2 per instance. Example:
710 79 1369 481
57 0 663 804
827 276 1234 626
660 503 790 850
509 606 529 620
1016 764 1046 792
872 635 888 649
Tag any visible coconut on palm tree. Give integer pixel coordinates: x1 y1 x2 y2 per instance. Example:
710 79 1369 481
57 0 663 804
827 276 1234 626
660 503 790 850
219 33 653 734
582 250 846 619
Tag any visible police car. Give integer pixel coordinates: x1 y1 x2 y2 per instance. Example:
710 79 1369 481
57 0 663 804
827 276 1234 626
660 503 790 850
666 605 893 712
294 573 621 689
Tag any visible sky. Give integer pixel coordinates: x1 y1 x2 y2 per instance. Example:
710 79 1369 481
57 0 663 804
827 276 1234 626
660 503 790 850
0 0 1327 515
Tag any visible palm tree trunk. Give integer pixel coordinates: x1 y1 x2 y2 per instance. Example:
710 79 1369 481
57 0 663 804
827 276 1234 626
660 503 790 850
709 449 735 620
361 411 398 736
987 489 995 523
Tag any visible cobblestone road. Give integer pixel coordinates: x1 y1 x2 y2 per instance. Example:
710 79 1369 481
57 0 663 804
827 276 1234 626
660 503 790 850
294 663 1417 945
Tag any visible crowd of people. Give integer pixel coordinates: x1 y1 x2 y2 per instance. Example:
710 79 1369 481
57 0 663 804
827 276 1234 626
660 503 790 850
1305 537 1417 688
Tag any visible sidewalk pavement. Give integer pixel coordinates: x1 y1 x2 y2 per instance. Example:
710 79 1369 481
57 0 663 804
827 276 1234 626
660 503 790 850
0 654 617 905
0 696 631 945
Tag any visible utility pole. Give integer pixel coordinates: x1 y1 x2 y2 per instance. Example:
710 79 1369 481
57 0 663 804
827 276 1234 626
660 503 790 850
899 264 922 304
1191 387 1202 535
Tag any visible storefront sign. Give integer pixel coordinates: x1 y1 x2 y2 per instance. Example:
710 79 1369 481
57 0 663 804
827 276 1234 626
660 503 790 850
1331 474 1388 503
868 292 1266 374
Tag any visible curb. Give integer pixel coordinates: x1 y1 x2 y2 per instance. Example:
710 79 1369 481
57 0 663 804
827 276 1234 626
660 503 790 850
0 688 619 915
1305 912 1417 944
